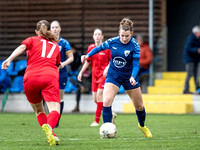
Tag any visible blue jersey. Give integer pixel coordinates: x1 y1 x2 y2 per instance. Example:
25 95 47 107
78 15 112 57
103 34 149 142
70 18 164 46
58 37 71 75
88 36 140 79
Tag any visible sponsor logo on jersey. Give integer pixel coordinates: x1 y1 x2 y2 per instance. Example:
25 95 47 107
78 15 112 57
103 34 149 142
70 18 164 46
99 52 105 55
113 57 127 68
112 47 117 50
124 50 130 57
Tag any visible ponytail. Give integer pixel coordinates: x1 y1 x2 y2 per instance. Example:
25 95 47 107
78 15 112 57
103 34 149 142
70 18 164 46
36 20 59 43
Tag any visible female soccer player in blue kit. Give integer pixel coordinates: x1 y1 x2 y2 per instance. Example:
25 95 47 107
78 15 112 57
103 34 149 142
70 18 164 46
51 21 74 127
81 18 152 138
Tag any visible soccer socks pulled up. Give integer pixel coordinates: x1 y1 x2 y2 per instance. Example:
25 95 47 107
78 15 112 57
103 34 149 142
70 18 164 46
95 102 103 123
47 111 61 129
136 107 146 127
60 101 64 115
37 113 47 127
103 106 112 123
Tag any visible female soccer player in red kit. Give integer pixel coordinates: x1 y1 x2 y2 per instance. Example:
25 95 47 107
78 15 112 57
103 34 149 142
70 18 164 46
78 28 115 127
1 20 61 146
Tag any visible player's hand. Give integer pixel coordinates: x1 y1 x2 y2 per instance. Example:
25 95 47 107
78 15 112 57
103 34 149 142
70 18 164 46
59 62 65 69
1 60 10 70
81 55 89 63
130 76 138 86
77 72 82 82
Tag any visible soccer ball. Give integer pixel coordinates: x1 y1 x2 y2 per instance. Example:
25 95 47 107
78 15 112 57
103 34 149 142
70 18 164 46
99 123 117 138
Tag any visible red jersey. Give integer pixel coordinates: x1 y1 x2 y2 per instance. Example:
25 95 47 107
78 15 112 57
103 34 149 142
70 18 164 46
21 36 61 80
87 44 111 82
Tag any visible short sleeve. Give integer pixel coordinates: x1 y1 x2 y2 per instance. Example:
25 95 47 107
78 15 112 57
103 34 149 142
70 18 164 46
64 41 71 53
21 37 33 50
87 44 94 62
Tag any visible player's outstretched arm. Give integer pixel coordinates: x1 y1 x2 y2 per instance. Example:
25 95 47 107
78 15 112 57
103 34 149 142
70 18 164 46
2 44 26 70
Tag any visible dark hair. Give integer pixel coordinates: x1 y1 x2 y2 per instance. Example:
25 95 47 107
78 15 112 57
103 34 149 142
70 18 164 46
119 18 134 32
70 43 77 50
36 20 58 42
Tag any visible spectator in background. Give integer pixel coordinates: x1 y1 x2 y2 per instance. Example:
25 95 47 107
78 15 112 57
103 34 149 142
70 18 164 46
67 44 90 113
69 44 82 74
136 34 152 93
70 68 92 113
51 20 74 127
183 26 200 94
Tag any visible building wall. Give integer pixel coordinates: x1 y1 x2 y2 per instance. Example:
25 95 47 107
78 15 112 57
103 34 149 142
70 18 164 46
1 93 200 113
0 93 130 113
0 0 163 65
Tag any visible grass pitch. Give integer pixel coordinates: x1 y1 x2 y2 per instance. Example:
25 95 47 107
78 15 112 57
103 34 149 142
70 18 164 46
0 113 199 150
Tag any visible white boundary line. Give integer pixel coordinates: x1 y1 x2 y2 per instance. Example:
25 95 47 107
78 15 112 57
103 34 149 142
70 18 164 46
1 135 200 142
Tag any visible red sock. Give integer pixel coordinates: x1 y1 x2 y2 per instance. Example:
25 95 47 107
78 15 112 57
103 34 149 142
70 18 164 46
47 111 60 129
37 113 47 127
95 102 103 123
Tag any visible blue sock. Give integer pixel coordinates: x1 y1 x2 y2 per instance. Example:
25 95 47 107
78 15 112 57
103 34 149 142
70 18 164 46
55 101 64 128
60 101 64 115
136 107 146 127
103 106 112 123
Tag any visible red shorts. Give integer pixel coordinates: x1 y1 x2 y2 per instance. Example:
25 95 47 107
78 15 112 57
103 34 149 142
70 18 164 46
23 76 60 104
92 76 105 92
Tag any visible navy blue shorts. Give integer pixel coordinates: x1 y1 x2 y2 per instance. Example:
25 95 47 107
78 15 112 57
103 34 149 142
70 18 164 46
59 73 68 89
105 72 140 90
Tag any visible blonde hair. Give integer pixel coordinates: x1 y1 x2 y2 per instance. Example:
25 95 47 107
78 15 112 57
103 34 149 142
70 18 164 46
119 18 134 32
36 20 59 43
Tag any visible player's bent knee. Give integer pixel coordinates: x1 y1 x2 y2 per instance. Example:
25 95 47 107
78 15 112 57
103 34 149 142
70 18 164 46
103 99 112 107
60 94 64 100
136 106 144 111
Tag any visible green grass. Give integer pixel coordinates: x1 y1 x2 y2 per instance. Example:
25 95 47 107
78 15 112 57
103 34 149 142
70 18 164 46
0 113 200 150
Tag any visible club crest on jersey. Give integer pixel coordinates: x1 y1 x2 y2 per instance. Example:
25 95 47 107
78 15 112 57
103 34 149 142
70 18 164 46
124 50 130 57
